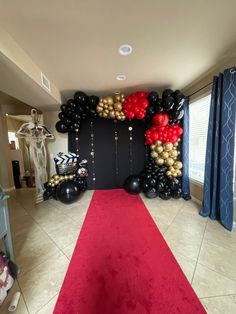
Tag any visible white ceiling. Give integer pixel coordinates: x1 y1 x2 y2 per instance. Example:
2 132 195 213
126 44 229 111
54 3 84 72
0 0 236 99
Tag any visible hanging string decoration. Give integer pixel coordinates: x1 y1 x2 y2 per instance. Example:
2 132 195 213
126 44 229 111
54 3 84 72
114 120 119 179
54 88 186 201
90 121 96 184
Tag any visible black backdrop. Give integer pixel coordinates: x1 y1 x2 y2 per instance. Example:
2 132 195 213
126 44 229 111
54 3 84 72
68 118 147 189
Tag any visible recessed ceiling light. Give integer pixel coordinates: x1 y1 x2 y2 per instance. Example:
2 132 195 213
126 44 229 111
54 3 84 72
118 44 133 56
116 74 127 81
5 113 8 116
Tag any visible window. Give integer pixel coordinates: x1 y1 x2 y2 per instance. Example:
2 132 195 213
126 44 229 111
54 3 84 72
189 95 211 183
8 131 19 149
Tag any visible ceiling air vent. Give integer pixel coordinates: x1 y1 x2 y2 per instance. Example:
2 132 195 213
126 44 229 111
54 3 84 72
41 72 51 92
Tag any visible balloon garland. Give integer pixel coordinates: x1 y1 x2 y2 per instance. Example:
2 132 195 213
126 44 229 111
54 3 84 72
55 88 186 200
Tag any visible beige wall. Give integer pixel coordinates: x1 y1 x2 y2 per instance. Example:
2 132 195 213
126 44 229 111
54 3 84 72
0 106 14 191
43 110 68 177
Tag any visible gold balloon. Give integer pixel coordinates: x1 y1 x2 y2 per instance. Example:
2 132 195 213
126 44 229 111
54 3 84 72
103 113 108 118
166 171 172 177
48 182 52 186
176 170 182 176
121 93 125 99
156 140 162 146
165 158 174 166
156 158 164 166
174 161 183 169
172 172 178 177
169 150 178 158
49 178 54 183
173 142 178 147
161 151 169 159
155 146 163 154
109 112 116 119
103 99 108 104
107 96 113 105
150 144 155 150
151 151 158 158
114 102 122 111
54 180 59 185
164 142 173 151
51 183 55 187
115 95 121 101
96 106 103 113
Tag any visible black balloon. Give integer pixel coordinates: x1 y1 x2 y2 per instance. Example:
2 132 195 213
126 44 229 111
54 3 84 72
89 95 99 107
73 113 81 121
74 91 88 104
60 104 67 112
156 181 165 192
169 108 184 121
162 96 175 111
172 188 182 199
55 121 68 133
58 112 66 120
56 181 81 204
148 91 159 104
124 175 141 194
162 89 173 99
159 190 171 200
141 180 149 192
168 178 180 191
145 187 158 198
148 178 156 187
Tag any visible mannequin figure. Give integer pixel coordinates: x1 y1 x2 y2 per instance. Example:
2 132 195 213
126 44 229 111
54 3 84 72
16 109 54 203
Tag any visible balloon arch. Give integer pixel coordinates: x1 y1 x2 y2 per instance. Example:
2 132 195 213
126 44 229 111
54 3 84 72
44 89 186 203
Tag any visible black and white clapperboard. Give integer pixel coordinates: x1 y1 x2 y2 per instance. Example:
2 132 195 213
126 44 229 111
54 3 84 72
54 152 78 165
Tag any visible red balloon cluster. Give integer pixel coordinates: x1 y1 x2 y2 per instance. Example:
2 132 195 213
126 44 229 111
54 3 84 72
123 91 149 120
145 123 183 144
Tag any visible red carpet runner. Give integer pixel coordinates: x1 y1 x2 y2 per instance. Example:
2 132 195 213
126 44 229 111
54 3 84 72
54 189 206 314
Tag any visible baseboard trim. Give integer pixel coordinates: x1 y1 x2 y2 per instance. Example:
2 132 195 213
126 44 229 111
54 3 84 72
1 186 15 192
190 195 202 206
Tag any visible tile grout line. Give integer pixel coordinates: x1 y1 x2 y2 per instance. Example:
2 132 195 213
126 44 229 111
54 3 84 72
190 217 209 285
200 293 236 300
15 279 30 314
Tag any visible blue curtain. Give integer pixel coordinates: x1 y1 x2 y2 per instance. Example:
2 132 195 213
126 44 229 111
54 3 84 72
182 97 191 200
200 68 236 231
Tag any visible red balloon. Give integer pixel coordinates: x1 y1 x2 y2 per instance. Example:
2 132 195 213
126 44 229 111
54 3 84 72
152 113 169 126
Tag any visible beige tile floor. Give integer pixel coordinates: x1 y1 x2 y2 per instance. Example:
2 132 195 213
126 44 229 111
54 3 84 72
1 188 236 313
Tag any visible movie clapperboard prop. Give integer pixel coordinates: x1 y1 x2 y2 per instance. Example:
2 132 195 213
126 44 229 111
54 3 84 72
54 152 78 175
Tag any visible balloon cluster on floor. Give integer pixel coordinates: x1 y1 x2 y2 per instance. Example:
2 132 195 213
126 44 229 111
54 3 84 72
43 154 88 204
55 88 186 200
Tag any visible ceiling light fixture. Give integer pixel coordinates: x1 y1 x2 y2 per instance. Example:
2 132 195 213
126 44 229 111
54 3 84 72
118 44 133 56
116 74 127 81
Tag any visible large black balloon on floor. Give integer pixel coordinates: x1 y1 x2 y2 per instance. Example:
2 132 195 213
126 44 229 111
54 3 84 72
124 175 142 195
56 181 81 204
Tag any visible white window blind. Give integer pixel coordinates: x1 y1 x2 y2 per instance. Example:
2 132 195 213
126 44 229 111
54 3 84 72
189 95 211 183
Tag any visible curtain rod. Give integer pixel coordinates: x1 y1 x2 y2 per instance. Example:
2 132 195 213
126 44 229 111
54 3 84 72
187 81 213 98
